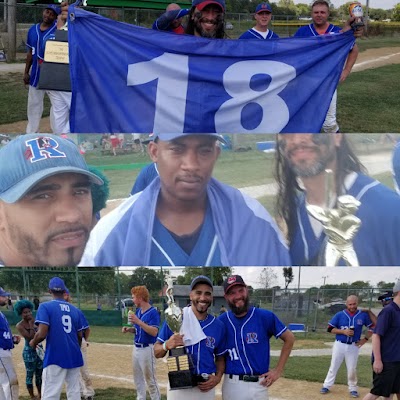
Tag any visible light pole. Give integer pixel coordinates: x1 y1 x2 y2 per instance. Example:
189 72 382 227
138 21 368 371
321 275 328 304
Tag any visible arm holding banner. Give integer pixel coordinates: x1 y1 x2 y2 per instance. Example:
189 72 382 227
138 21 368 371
339 43 358 83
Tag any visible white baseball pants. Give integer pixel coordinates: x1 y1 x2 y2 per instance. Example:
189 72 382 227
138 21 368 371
41 365 81 400
322 90 339 133
222 374 268 400
167 384 215 400
132 345 160 400
26 85 48 133
47 91 72 134
323 340 360 392
80 339 95 399
0 350 18 400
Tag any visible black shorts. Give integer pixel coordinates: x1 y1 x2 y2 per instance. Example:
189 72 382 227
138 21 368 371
371 361 400 397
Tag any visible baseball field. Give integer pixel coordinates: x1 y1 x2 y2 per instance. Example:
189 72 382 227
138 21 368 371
10 326 380 400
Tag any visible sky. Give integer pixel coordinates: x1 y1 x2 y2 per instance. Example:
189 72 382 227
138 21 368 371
287 0 398 10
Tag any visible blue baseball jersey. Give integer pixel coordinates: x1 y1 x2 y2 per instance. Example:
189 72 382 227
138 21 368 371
392 142 400 194
134 306 160 345
290 173 400 266
328 309 373 344
239 28 279 40
26 23 57 87
294 23 341 37
218 307 287 375
157 312 226 375
150 203 222 266
130 163 159 195
0 312 14 350
35 300 84 369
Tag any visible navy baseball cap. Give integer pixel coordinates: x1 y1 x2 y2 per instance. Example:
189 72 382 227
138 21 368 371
255 3 272 13
378 291 393 301
190 275 213 291
192 0 225 11
0 287 11 297
49 277 67 292
155 133 227 145
0 134 103 204
45 4 61 16
223 275 246 294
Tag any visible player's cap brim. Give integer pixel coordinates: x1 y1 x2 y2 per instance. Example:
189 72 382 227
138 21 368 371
156 133 227 145
0 166 104 204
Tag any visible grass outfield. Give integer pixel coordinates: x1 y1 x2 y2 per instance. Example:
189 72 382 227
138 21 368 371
271 355 373 388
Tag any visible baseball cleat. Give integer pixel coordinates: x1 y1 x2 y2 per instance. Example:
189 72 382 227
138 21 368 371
320 387 330 394
350 391 359 398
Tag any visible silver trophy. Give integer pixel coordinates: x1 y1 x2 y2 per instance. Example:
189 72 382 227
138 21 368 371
306 169 361 266
164 278 193 390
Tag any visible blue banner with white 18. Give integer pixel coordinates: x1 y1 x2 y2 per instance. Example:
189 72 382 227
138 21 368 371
67 5 355 133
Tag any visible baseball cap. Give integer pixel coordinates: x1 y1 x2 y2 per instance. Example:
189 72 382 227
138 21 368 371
223 275 246 294
393 281 400 293
155 133 227 145
45 4 61 16
0 287 10 297
378 291 393 301
0 134 103 204
49 277 67 292
192 0 225 12
255 3 272 13
190 275 213 291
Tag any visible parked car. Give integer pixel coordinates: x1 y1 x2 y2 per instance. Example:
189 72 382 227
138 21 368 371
225 22 234 30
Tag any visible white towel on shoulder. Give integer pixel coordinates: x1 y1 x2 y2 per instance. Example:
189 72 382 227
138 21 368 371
180 306 206 346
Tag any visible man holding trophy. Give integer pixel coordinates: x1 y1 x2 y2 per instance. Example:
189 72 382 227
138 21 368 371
154 276 225 399
122 286 161 400
275 133 400 266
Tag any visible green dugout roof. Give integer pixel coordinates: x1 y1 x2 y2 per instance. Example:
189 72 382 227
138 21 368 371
24 0 192 10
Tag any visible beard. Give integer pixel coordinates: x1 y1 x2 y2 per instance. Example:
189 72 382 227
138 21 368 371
227 295 249 316
193 11 222 38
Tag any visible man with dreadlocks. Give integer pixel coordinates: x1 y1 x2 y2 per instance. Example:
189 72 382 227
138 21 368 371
274 133 400 266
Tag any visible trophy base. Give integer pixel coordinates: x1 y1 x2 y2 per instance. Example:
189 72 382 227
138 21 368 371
168 370 194 390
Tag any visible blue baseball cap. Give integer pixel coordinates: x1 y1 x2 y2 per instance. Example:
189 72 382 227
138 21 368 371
45 4 61 16
155 133 227 145
0 287 11 297
192 0 225 11
190 275 213 291
49 277 67 292
0 134 103 204
255 3 272 13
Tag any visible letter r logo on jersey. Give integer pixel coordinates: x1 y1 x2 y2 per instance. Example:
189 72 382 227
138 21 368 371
25 137 67 163
246 332 259 344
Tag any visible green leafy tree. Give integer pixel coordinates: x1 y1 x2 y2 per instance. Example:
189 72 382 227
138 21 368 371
393 3 400 21
283 267 294 292
175 267 232 286
128 267 165 293
296 3 311 16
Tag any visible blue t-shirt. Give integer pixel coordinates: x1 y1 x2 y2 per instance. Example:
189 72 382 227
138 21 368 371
328 309 373 344
218 307 286 375
0 312 14 350
26 23 57 87
374 301 400 362
158 312 226 375
134 306 160 345
130 163 159 195
35 300 84 369
294 23 341 37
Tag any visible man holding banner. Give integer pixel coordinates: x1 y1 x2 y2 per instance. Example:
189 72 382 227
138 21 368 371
152 3 189 34
80 133 290 267
294 0 359 133
274 133 400 266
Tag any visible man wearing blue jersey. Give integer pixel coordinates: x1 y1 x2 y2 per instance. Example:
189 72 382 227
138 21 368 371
122 285 160 400
0 134 103 267
239 3 279 40
219 275 294 400
392 141 400 194
320 295 376 398
81 133 290 267
30 277 84 400
0 287 20 400
294 0 359 133
153 3 189 34
154 275 225 399
24 5 59 134
275 133 400 266
362 281 400 400
130 163 159 195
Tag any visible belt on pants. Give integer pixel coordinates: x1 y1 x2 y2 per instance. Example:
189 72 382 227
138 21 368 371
228 374 260 382
337 340 353 345
135 343 150 348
